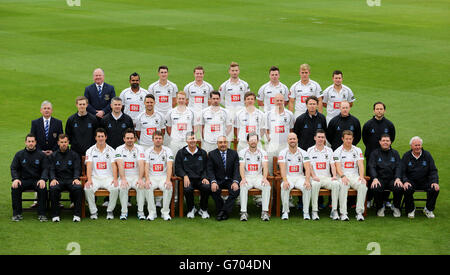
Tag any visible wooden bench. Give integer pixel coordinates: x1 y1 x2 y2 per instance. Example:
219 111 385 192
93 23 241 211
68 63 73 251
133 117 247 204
80 156 176 219
273 157 369 217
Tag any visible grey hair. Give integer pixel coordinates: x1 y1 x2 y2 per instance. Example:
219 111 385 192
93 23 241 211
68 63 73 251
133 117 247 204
93 68 105 75
217 135 228 142
40 100 52 109
409 136 423 146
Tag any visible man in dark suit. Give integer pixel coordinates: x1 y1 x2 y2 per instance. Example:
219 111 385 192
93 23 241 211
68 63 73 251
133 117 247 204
84 68 116 120
30 100 63 208
207 136 241 221
30 100 64 156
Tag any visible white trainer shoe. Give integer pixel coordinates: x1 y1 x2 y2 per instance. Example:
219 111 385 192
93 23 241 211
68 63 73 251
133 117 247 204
106 212 114 220
162 214 172 221
90 213 98 220
146 214 157 221
198 209 210 219
392 207 401 218
240 212 249 221
261 211 270 221
303 213 311 220
340 214 349 221
73 216 81 222
377 207 385 217
186 207 197 219
312 211 320 220
281 212 289 220
52 216 60 222
330 209 339 220
408 209 415 219
356 213 365 221
423 207 435 218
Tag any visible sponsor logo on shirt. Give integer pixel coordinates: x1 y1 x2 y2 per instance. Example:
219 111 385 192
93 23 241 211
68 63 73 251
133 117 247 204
96 162 107 169
125 162 135 169
316 162 326 170
248 164 258 171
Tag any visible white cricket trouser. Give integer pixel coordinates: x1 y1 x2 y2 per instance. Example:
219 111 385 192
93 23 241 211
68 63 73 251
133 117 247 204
339 174 368 215
281 176 311 214
138 175 173 217
240 175 271 212
266 142 287 176
84 176 119 215
169 140 187 157
118 175 141 215
201 140 218 153
311 176 340 212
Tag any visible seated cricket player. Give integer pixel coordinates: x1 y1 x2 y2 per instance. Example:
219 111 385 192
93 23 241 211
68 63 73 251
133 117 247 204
238 132 271 221
308 129 340 220
333 130 367 221
143 131 174 221
279 133 312 220
84 128 120 220
115 129 145 220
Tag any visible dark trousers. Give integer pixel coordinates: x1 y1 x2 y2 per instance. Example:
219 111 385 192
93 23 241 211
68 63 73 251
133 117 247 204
211 180 240 215
403 181 439 213
11 179 47 216
184 179 211 212
49 180 83 217
371 178 403 210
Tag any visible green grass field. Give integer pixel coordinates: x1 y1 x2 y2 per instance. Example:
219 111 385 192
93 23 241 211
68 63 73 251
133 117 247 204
0 0 449 255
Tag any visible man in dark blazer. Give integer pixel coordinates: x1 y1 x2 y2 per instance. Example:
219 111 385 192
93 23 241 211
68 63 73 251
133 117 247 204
207 135 241 221
30 100 63 156
84 68 116 120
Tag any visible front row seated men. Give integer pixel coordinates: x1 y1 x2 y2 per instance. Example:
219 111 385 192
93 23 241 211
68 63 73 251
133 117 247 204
239 132 271 221
49 134 83 222
11 134 49 222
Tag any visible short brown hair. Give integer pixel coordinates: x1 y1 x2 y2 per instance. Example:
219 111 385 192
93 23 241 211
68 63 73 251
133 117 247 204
341 130 354 138
230 62 239 68
193 66 204 73
76 96 88 104
244 92 256 100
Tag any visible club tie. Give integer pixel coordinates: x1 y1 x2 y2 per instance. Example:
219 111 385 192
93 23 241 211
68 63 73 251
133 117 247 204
221 151 226 170
44 119 49 139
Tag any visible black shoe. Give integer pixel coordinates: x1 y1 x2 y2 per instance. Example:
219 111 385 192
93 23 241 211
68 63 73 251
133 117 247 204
216 210 225 221
221 212 229 221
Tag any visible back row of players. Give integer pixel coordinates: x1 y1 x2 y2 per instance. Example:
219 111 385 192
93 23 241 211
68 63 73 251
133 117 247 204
15 63 439 222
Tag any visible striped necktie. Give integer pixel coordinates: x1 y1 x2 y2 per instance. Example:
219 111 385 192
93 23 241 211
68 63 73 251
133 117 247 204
97 85 102 97
44 119 49 139
221 151 226 170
